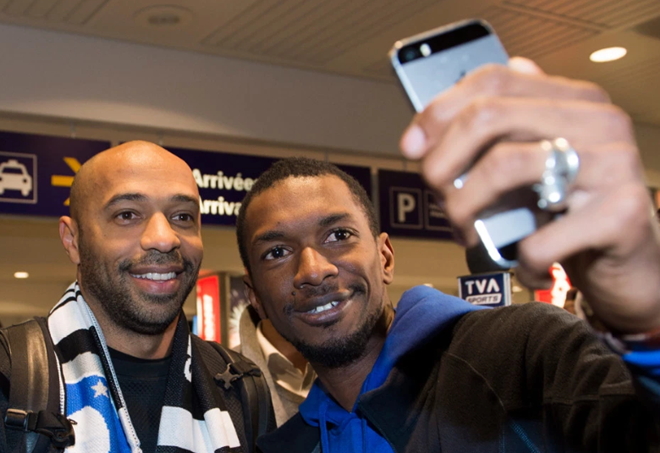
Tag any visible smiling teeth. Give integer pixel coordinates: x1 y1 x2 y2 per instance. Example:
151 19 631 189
307 301 339 314
132 272 177 281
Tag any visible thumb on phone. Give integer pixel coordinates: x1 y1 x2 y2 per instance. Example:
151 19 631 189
508 57 544 75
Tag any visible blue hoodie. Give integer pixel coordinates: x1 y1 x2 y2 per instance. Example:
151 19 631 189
299 285 487 453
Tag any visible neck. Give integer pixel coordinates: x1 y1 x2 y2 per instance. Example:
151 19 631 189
313 302 395 412
261 319 308 373
79 286 178 360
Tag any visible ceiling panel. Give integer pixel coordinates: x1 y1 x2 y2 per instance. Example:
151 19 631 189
0 0 657 127
481 5 598 59
504 0 660 28
1 0 108 23
202 0 439 66
25 0 60 19
362 56 393 79
596 54 660 123
66 0 107 25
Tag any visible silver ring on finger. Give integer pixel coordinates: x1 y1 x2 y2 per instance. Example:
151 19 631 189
533 138 580 212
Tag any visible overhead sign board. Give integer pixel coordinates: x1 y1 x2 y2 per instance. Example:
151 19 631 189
378 170 453 240
168 146 372 226
458 272 512 307
0 132 371 226
0 131 110 217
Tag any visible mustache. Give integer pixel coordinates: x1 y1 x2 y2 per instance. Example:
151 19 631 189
283 282 367 316
118 250 195 273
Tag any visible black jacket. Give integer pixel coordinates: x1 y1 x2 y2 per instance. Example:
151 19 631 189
258 303 660 452
0 325 274 453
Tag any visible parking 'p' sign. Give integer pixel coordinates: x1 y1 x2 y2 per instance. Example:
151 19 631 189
390 187 422 229
378 169 453 240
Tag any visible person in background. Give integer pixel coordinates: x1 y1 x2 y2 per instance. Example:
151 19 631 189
237 305 316 426
563 287 579 315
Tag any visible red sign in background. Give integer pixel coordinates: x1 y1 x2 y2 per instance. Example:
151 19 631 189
196 275 221 342
534 263 571 307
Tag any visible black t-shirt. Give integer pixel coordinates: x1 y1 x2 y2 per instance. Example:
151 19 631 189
108 347 171 453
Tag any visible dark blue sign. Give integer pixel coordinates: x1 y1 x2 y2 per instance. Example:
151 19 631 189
0 131 110 217
0 133 372 225
378 170 453 240
166 146 273 226
458 272 511 307
168 146 372 226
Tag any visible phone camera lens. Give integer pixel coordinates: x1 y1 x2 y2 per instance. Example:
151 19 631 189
403 48 419 62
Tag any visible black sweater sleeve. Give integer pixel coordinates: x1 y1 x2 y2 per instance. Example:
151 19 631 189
451 302 660 451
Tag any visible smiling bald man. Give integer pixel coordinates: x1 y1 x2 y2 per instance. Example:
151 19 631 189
0 141 273 453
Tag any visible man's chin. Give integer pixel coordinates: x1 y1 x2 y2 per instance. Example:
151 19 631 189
292 339 368 369
120 300 182 334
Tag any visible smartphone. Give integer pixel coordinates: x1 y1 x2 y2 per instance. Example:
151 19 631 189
390 19 552 268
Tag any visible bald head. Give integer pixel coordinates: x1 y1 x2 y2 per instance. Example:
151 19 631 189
70 141 196 227
59 140 204 346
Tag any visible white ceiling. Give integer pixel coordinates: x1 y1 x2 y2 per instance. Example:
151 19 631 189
0 0 659 125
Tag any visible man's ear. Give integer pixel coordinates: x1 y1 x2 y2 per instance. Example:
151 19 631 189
378 233 395 285
243 271 267 320
59 216 81 265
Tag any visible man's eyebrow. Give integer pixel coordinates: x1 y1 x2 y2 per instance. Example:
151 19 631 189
103 193 199 210
104 193 146 210
319 213 351 228
171 194 200 207
253 230 286 245
252 213 352 246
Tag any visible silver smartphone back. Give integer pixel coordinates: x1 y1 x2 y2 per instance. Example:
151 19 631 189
390 19 508 112
390 19 549 268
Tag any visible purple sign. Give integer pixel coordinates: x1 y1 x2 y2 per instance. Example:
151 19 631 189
0 131 110 218
0 132 372 225
378 169 453 240
167 146 372 226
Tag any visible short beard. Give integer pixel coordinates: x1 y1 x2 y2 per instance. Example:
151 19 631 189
286 297 383 369
79 235 198 335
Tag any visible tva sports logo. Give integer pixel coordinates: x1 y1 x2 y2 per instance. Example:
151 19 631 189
458 272 511 307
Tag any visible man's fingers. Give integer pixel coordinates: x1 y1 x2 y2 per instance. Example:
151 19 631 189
442 141 643 236
421 98 634 189
515 183 660 331
508 57 545 75
401 63 610 159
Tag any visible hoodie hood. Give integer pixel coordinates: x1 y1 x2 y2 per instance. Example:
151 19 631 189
300 285 487 452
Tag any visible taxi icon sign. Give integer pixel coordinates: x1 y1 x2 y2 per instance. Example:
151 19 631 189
0 159 33 197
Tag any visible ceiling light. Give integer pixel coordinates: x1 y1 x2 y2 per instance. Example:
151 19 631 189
14 272 29 279
590 47 627 63
134 5 194 30
512 285 523 293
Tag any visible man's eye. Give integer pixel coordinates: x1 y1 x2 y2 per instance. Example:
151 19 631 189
264 247 291 261
116 211 137 221
174 213 194 223
326 229 352 243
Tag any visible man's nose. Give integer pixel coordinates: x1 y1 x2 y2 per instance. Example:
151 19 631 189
293 247 338 288
140 214 181 253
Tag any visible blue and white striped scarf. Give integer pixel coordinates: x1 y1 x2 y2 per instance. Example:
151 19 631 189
48 282 242 453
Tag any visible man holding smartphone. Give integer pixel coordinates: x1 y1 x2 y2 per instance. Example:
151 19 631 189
236 54 660 452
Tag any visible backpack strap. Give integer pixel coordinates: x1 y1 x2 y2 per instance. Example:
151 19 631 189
206 341 273 452
1 318 75 452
